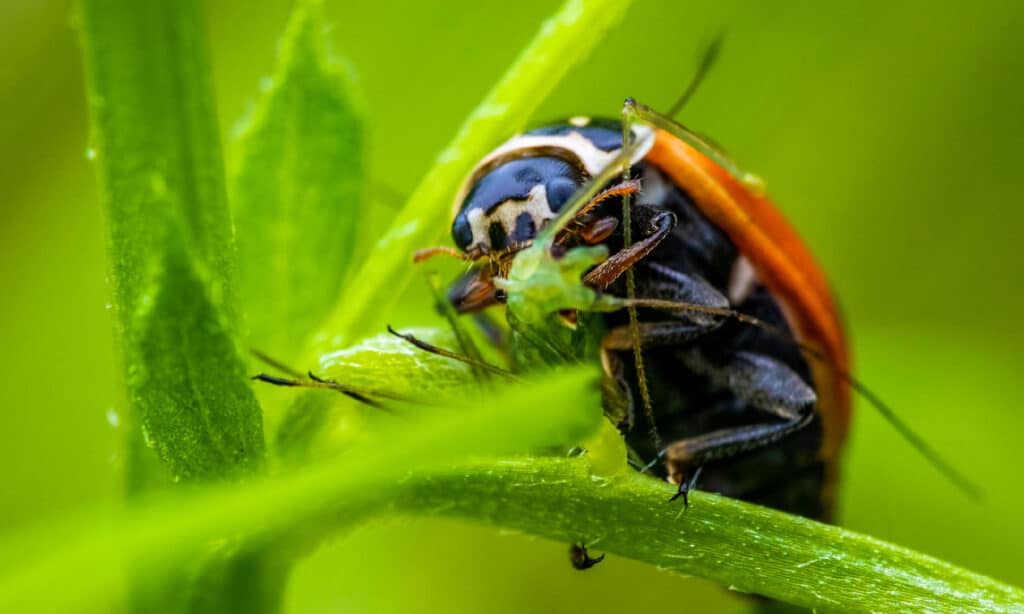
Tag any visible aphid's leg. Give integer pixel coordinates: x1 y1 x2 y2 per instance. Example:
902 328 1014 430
660 351 817 503
569 543 606 571
583 209 676 288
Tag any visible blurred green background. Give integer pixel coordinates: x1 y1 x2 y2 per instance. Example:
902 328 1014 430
3 0 1023 611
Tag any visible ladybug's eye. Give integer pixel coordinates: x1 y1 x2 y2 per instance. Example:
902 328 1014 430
452 214 473 250
546 176 579 212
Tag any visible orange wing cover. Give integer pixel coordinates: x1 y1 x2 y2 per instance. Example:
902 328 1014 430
646 130 851 472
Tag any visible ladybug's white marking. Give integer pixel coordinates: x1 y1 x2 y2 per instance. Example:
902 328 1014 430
452 124 655 219
728 255 759 304
465 184 555 253
569 115 591 127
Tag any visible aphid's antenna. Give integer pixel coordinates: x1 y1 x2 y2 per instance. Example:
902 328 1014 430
386 325 520 381
621 102 662 452
413 246 475 263
666 32 725 118
624 98 764 192
251 371 390 411
625 297 983 500
251 348 305 380
250 348 398 410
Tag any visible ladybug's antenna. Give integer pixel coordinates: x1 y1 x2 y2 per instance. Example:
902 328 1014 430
666 32 725 118
624 297 983 501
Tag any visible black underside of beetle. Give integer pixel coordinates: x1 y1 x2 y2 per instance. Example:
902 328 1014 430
447 118 828 520
595 162 827 520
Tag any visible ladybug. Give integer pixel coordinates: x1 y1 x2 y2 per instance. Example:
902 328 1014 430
414 104 850 521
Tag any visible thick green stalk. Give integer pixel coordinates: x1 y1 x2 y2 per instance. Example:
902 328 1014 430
399 458 1024 613
306 0 637 358
79 0 267 611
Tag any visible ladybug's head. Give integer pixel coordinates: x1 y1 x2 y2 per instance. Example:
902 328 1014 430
413 117 653 312
451 156 584 257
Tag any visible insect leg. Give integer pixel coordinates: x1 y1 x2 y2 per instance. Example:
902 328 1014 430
582 209 676 288
576 216 619 245
569 543 606 571
598 266 731 430
660 351 817 497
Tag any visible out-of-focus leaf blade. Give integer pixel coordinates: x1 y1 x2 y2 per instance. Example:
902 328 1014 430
0 368 602 613
232 0 364 361
133 241 265 479
79 0 264 483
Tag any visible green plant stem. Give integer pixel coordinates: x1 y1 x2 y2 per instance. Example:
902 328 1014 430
306 0 637 359
399 458 1023 613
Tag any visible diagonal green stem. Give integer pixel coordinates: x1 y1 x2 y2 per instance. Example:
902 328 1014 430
306 0 637 360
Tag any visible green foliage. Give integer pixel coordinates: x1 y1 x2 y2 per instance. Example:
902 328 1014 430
231 0 364 362
78 0 263 485
134 243 265 479
274 328 472 462
48 0 1024 612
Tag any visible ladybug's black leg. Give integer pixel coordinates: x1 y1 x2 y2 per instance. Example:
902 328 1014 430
598 266 731 430
569 543 606 570
661 351 817 488
577 216 619 245
583 210 676 288
599 319 723 433
668 466 704 508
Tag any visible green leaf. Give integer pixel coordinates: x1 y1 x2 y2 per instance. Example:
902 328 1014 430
306 0 639 359
316 327 473 398
79 0 264 483
133 242 265 479
274 327 473 461
0 368 602 613
231 0 364 361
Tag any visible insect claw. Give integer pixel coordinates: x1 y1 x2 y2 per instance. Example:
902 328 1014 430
308 370 331 384
252 373 298 387
569 543 606 570
668 466 703 509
